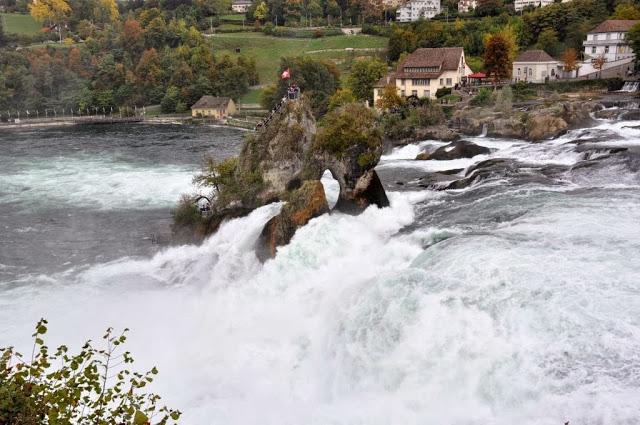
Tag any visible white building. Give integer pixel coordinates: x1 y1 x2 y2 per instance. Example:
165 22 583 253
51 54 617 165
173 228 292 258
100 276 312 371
514 0 572 12
397 0 441 22
583 19 639 62
231 0 252 13
458 0 476 13
512 50 560 83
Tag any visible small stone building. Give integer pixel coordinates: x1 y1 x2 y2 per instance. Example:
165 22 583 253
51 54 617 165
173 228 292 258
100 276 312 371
190 96 237 119
512 50 560 83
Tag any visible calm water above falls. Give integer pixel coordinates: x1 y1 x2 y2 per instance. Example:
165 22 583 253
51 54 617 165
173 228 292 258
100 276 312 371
1 121 639 425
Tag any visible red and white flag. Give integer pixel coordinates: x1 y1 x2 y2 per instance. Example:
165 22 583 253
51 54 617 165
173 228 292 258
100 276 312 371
281 68 290 79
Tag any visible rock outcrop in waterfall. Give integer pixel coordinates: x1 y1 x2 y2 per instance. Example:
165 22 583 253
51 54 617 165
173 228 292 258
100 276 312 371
197 96 389 260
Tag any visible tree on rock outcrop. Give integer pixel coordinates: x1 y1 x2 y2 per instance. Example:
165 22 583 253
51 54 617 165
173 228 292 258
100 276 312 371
312 103 389 214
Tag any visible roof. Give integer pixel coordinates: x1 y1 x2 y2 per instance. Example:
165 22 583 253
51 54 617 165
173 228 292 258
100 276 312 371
468 72 486 78
513 50 556 63
373 73 397 88
232 0 252 4
396 47 465 78
191 96 233 110
588 20 640 34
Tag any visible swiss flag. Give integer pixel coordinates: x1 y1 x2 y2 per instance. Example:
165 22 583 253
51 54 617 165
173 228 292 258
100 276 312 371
281 68 290 79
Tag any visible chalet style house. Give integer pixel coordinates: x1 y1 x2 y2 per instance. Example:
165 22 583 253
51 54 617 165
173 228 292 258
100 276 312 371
373 47 472 105
512 50 560 83
190 96 237 119
583 20 639 62
397 0 441 22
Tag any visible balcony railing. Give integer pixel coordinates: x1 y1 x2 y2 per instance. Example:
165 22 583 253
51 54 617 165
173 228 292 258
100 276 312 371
583 39 627 46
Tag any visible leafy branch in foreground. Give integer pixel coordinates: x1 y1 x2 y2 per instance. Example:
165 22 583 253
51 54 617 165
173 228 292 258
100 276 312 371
0 319 181 425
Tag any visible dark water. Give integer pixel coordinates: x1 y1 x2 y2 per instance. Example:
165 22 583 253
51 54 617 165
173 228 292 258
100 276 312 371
0 123 246 282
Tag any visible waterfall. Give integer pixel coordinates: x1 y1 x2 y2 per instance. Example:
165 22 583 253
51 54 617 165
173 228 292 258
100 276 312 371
481 123 488 137
619 82 639 92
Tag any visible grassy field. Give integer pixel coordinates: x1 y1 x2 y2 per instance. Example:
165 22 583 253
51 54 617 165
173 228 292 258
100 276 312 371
1 12 41 35
208 32 388 86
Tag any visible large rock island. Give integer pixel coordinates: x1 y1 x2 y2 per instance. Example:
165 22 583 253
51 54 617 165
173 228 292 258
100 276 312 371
177 96 389 260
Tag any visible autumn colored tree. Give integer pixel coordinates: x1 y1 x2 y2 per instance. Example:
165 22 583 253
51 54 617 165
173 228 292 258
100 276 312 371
93 0 119 23
562 48 580 78
592 55 607 78
120 19 144 61
254 1 268 22
375 85 405 111
29 0 72 42
483 33 511 82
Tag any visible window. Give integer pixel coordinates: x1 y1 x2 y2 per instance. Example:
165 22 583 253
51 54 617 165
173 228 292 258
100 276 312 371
404 66 439 73
517 68 521 76
412 79 430 85
440 78 444 85
424 90 430 97
592 46 596 54
446 78 452 85
593 34 598 41
401 90 405 96
551 69 555 76
528 68 532 77
606 33 611 40
605 46 609 53
411 90 417 96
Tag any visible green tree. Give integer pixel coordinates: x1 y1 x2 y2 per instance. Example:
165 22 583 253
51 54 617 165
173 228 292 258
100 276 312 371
536 28 560 55
0 319 181 424
611 4 640 19
347 58 387 104
327 89 356 112
626 22 640 63
161 86 181 112
483 33 511 81
475 0 502 16
307 0 323 25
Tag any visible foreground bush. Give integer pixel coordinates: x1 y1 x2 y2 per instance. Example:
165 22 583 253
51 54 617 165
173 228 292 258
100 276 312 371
0 319 180 425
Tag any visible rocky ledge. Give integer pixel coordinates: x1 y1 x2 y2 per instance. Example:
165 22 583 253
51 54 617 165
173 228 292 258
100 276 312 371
200 96 389 260
451 99 601 142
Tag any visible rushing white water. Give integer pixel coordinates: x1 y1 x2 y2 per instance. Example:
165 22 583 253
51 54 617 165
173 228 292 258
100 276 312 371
1 122 640 424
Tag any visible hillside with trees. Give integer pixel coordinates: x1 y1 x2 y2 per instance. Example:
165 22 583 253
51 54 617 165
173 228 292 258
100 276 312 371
0 0 258 114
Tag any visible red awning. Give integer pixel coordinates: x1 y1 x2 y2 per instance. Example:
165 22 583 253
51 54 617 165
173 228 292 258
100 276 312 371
468 72 486 79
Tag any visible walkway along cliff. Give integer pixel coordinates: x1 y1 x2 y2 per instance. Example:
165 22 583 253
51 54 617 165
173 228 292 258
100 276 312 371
180 95 389 260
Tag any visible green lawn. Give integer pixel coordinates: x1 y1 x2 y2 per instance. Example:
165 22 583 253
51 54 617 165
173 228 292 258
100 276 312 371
220 14 247 21
1 12 41 35
239 89 262 105
208 33 388 85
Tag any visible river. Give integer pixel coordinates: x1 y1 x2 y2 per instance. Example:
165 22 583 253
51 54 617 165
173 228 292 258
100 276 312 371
1 120 639 424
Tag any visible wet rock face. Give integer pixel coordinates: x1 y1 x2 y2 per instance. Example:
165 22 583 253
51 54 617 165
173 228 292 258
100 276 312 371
416 140 492 161
256 181 329 262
